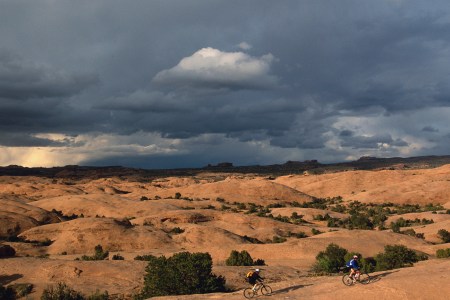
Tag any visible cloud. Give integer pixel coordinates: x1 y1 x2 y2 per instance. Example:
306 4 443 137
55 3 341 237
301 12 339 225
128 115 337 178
0 50 98 100
152 47 278 90
237 42 252 50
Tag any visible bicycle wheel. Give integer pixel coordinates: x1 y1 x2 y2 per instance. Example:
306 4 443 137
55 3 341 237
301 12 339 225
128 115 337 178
342 274 354 286
261 284 272 295
358 273 370 284
243 288 255 299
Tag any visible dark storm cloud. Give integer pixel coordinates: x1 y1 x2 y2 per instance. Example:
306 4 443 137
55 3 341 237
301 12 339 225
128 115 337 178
0 50 98 100
1 0 450 167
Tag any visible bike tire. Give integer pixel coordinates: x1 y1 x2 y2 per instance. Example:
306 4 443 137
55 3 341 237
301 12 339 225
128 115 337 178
243 288 255 299
261 284 272 295
342 274 354 286
359 273 370 284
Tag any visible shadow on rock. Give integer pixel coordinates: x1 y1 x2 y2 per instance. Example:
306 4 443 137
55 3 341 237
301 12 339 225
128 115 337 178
369 270 400 283
0 274 23 285
270 284 313 295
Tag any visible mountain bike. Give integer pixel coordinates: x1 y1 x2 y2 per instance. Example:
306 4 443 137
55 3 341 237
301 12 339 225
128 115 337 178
243 282 273 298
342 271 371 286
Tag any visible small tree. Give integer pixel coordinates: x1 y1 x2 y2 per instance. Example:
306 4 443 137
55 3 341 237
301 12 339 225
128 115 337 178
436 248 450 258
137 252 226 298
225 250 254 266
375 245 421 271
313 243 348 273
437 229 450 243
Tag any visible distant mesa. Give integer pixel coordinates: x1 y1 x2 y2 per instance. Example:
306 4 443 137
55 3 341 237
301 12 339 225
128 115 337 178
206 162 234 168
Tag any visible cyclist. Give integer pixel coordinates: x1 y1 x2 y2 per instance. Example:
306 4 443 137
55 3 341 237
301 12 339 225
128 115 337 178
347 255 360 283
248 268 264 291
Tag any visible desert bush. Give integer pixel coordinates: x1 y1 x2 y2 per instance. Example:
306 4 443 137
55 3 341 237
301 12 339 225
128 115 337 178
174 192 181 199
225 250 254 266
9 283 33 298
0 244 16 258
136 252 226 298
437 229 450 243
374 245 423 271
271 236 287 243
134 254 156 261
111 254 124 260
313 243 348 273
79 245 109 261
311 228 323 235
169 227 185 234
253 258 266 266
436 248 450 258
41 282 84 300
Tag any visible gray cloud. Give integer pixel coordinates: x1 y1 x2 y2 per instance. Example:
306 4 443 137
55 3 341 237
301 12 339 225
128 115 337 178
0 50 98 100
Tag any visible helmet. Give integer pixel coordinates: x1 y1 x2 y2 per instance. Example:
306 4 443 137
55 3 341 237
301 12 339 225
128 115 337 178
255 269 260 272
353 255 358 259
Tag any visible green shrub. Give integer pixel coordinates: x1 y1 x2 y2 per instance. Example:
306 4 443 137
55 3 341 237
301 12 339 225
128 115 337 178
313 243 348 273
311 228 323 235
225 250 254 266
253 258 266 266
271 236 287 243
137 252 226 298
41 282 84 300
111 254 124 260
134 254 157 261
375 245 423 271
169 227 185 234
9 283 33 298
436 248 450 258
79 245 109 261
437 229 450 243
175 192 181 199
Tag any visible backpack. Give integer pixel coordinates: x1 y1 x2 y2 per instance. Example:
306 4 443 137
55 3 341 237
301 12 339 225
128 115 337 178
246 271 254 280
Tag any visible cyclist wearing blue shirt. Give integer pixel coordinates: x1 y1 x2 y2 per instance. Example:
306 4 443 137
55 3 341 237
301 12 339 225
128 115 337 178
347 255 360 283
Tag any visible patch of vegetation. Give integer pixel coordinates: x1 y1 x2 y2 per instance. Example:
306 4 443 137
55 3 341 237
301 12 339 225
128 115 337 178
136 252 226 298
9 283 33 298
312 243 348 273
374 245 427 271
41 282 84 300
437 229 450 243
41 283 109 300
169 227 185 235
436 248 450 258
311 228 323 235
78 245 109 261
134 254 156 261
271 236 287 243
225 250 265 266
111 254 124 260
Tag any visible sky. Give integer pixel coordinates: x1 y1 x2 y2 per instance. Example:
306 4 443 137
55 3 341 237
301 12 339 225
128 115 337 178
1 0 450 169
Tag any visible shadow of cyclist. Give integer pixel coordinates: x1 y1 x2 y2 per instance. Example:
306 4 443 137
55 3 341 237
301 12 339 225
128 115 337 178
369 270 400 283
0 274 23 285
270 283 313 295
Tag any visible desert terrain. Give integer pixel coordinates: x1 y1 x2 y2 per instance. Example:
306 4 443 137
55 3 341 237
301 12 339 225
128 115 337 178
1 161 450 299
